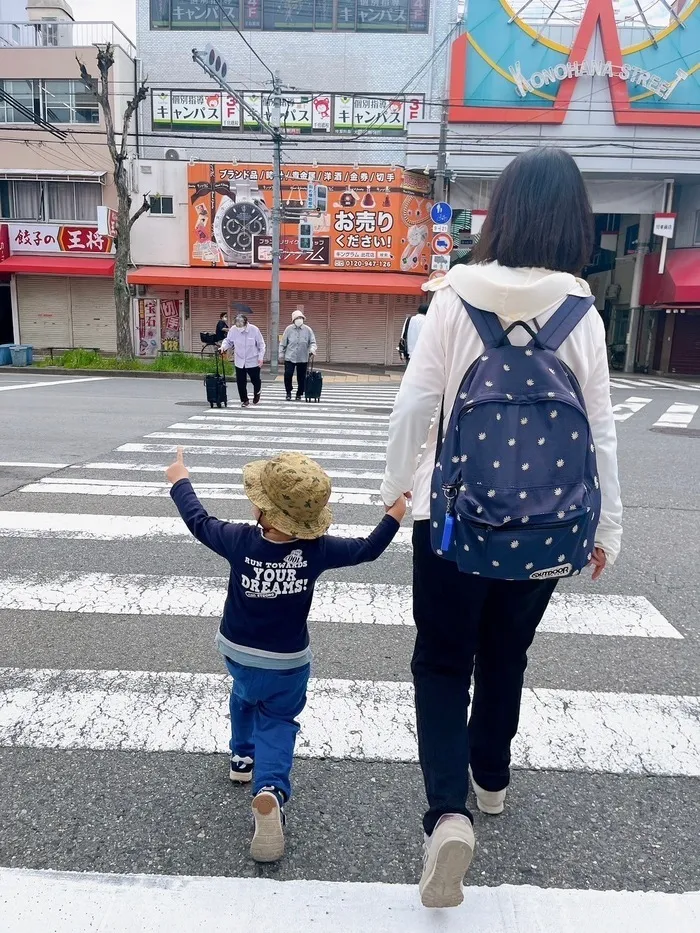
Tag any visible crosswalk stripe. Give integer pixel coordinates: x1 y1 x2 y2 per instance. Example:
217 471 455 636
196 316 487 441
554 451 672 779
653 403 699 428
147 431 388 449
75 462 386 480
174 421 389 438
3 868 697 933
204 409 390 421
0 511 412 546
612 397 652 422
191 415 390 428
643 381 700 392
119 443 387 461
18 479 381 506
0 572 680 638
2 667 699 775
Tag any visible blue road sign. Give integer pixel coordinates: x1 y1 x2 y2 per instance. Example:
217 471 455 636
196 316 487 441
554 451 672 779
430 201 453 225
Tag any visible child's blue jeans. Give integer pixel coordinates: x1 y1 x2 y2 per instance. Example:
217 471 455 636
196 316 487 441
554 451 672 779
224 658 310 801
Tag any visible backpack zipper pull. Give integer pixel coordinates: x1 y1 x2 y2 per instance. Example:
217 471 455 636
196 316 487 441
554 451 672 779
440 486 458 552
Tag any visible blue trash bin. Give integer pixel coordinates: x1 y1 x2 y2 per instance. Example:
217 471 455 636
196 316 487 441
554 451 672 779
0 343 13 366
10 345 31 366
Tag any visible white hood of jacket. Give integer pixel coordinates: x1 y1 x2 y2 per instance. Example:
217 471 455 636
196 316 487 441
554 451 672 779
382 262 622 564
424 262 592 322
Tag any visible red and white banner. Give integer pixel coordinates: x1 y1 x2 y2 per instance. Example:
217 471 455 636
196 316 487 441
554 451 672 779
9 223 114 255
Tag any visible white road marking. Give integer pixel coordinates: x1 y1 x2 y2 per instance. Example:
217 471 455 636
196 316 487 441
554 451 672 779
653 403 698 428
204 409 390 422
0 376 109 392
172 421 388 438
0 573 680 638
0 511 412 546
19 478 380 506
121 442 386 462
3 869 698 933
643 381 700 392
147 431 388 449
191 416 390 430
0 461 68 469
609 378 649 388
611 397 652 422
76 461 386 481
2 668 699 775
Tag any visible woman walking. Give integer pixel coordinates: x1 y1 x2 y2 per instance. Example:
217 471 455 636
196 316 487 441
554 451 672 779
221 310 266 408
380 148 622 909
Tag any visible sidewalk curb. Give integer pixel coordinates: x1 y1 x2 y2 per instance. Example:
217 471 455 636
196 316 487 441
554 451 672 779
0 365 402 385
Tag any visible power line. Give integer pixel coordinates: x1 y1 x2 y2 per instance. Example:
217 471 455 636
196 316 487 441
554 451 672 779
212 0 276 82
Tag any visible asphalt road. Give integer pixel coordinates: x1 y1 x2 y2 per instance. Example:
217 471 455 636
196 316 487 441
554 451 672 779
0 369 698 930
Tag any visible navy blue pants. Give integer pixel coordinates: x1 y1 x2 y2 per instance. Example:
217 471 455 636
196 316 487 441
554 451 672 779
412 521 557 835
224 658 310 800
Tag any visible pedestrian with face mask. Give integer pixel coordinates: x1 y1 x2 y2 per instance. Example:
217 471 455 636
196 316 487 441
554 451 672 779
280 308 318 401
220 307 266 408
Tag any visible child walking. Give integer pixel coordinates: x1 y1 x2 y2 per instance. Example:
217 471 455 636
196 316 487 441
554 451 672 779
166 447 405 862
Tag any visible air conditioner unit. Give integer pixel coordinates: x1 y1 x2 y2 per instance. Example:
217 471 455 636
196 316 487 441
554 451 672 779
605 283 622 301
164 148 183 161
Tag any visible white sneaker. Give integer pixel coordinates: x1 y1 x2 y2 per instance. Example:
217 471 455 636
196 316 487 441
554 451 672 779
419 814 475 909
250 787 285 863
469 767 507 815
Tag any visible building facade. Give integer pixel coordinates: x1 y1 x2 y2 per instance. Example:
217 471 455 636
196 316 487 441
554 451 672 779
406 0 700 375
0 0 137 351
136 0 460 165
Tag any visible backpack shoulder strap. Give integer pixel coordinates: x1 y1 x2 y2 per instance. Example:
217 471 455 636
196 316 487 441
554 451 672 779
461 299 505 350
535 295 596 352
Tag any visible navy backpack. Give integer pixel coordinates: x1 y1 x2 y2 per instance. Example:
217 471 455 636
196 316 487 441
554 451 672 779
430 296 601 581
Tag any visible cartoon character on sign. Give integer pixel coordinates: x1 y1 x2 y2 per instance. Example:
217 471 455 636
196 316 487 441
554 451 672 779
313 97 330 121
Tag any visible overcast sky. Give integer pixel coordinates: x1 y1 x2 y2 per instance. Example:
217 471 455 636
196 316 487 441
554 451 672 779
69 0 137 42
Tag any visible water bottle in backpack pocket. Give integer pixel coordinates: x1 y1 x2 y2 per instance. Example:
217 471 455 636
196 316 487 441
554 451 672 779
431 296 602 581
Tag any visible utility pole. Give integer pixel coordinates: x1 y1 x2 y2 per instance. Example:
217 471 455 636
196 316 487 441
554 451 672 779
435 99 449 203
193 46 284 375
269 72 282 377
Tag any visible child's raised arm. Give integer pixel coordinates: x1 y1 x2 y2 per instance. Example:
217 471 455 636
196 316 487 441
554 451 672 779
166 447 240 559
320 496 406 570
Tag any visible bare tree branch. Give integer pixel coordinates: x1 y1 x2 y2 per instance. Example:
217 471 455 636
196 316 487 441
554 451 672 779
129 195 151 232
121 81 148 162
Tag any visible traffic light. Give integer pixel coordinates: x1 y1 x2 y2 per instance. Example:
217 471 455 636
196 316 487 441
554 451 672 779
204 44 228 81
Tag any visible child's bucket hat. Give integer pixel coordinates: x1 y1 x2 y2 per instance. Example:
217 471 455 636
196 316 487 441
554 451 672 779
243 451 332 539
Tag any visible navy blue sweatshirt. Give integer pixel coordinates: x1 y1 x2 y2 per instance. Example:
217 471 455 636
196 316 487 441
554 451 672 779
170 479 400 669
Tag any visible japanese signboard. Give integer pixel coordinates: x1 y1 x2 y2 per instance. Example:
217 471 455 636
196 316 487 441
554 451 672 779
152 89 421 135
137 298 159 358
0 224 9 263
188 162 434 274
160 299 183 351
150 0 430 32
9 224 114 255
653 213 677 239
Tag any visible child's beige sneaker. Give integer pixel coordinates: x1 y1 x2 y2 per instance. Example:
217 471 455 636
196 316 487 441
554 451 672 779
469 767 507 815
419 814 475 909
250 787 285 863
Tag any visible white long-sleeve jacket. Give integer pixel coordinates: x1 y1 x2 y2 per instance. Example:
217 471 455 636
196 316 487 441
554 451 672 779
380 262 623 564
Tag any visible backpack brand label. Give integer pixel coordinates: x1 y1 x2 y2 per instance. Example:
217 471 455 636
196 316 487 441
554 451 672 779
529 564 573 580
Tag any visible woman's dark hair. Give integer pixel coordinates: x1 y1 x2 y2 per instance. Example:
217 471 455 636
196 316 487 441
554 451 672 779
470 148 593 275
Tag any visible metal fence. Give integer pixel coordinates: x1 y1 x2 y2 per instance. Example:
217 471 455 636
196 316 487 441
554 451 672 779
0 22 135 59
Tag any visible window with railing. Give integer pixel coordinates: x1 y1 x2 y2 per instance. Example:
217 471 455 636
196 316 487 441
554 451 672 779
150 0 430 33
0 79 99 125
0 179 102 222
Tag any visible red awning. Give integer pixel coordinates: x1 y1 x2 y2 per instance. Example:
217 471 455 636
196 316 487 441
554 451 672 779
128 265 425 296
641 248 700 308
0 255 115 277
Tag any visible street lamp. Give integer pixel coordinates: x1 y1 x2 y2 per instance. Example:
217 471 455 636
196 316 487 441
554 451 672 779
193 43 283 377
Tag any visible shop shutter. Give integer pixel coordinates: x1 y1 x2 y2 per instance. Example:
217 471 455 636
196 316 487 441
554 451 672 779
69 278 117 352
390 295 416 366
329 292 388 364
669 310 700 375
189 287 270 359
17 275 71 348
281 290 329 362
